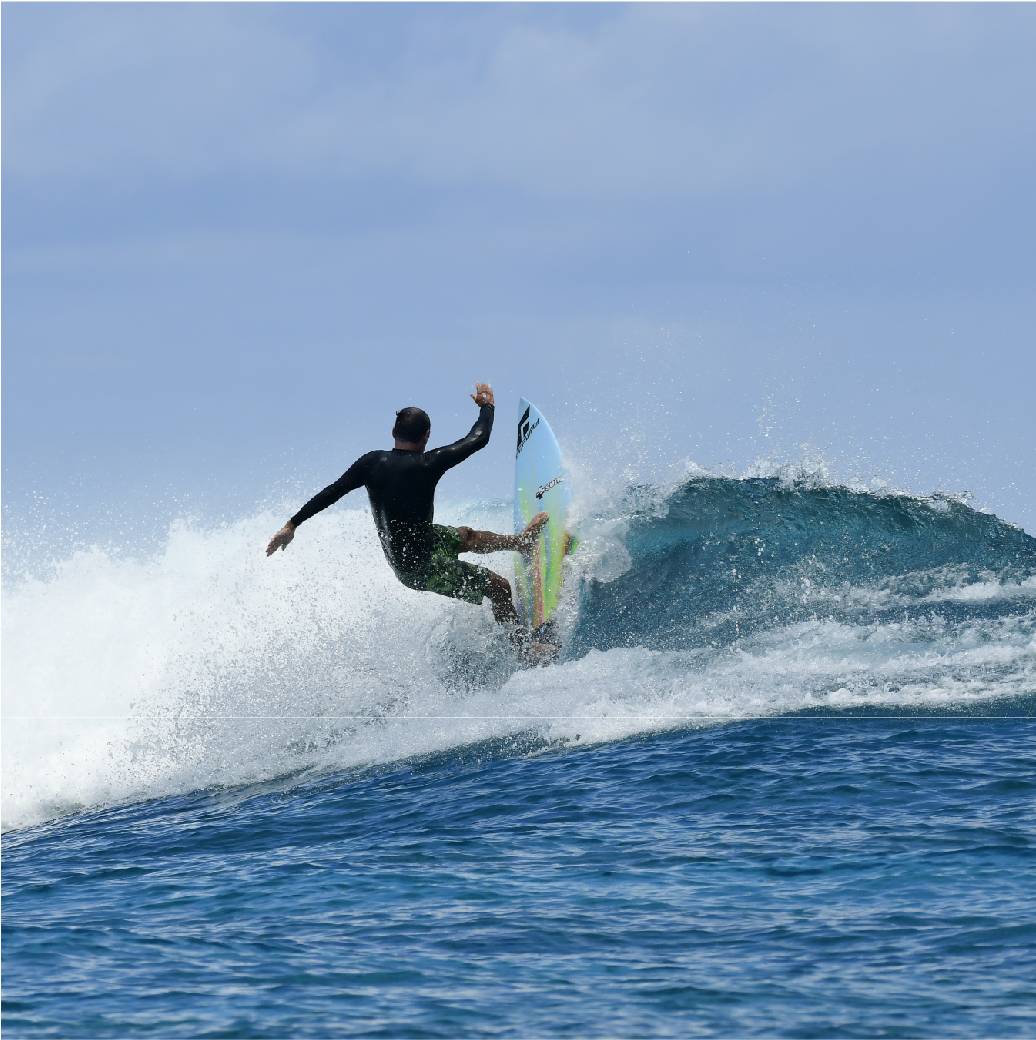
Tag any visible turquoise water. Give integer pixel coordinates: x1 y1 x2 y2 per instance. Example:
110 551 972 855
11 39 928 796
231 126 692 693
4 477 1036 1036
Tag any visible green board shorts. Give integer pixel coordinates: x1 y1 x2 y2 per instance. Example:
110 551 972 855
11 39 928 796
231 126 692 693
397 525 494 605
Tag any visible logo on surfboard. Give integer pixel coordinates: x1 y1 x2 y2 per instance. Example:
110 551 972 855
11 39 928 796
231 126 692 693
516 406 541 457
535 476 563 499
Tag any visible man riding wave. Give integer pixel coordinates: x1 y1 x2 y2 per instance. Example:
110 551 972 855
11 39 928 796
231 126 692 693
266 383 547 641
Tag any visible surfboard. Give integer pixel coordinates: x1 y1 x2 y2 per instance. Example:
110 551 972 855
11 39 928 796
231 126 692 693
513 398 572 647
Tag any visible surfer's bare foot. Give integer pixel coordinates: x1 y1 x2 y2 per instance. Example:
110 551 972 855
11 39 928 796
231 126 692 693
518 512 549 555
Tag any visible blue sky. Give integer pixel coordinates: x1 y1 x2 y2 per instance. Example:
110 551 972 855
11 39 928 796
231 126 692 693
4 2 1035 548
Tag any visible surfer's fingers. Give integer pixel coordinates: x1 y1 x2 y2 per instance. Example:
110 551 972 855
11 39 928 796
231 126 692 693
266 532 290 555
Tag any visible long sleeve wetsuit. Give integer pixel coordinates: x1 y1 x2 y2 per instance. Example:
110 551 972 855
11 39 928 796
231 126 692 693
290 405 495 579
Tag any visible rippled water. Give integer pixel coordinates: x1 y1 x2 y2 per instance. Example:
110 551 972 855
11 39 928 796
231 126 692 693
5 714 1035 1038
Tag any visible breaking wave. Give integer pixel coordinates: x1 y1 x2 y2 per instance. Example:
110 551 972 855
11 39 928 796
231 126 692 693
4 474 1035 831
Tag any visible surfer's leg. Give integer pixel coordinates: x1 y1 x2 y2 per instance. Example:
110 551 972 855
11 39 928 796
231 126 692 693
420 525 528 645
457 512 548 555
485 571 521 628
418 542 519 629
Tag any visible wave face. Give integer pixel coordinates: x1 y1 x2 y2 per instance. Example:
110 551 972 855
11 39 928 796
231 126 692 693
3 476 1035 831
573 476 1036 652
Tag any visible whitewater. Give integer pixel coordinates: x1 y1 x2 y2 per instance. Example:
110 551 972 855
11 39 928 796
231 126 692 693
4 470 1036 1037
5 472 1034 833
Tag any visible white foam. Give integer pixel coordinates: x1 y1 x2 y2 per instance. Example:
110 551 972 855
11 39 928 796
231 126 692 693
3 501 1034 832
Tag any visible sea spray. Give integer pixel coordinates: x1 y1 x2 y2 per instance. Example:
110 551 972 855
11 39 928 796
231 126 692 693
3 478 1034 832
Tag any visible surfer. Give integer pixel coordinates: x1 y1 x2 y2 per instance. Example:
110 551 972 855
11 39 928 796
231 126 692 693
266 383 548 639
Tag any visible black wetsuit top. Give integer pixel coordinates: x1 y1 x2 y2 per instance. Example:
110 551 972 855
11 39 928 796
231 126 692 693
290 405 495 577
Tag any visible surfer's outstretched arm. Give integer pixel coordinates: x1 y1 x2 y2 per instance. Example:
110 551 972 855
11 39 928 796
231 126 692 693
265 455 372 555
425 385 495 476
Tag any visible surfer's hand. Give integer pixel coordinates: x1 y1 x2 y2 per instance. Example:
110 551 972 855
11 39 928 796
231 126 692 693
266 522 295 556
471 383 494 407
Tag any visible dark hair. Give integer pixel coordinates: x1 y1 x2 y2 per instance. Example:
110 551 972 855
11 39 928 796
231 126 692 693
393 406 431 441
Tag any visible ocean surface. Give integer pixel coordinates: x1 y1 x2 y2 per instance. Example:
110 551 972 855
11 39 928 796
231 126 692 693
4 474 1036 1038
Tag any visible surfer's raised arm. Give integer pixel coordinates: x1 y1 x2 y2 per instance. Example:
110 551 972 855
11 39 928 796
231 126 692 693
265 456 372 555
425 383 496 476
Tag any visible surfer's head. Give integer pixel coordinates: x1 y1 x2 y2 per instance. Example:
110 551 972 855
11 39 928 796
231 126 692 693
393 406 431 448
